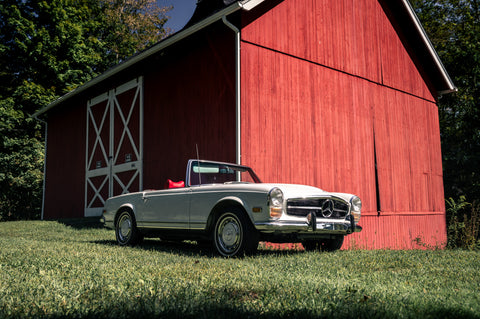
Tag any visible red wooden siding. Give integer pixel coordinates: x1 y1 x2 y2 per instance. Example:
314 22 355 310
240 0 446 249
242 0 381 83
377 5 433 100
242 0 435 101
373 89 445 214
241 43 377 213
343 214 447 249
143 25 236 188
44 101 86 218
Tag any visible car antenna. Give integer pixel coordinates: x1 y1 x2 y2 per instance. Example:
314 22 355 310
196 143 201 185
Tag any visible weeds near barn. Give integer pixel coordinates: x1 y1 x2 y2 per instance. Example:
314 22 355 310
446 196 480 250
1 221 480 318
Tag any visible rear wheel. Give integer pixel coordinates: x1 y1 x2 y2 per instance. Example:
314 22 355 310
213 207 258 257
115 210 142 246
303 236 344 252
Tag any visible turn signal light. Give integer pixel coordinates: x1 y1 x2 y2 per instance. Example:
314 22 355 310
270 207 282 219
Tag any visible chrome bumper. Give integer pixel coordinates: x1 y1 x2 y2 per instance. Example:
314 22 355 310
255 220 362 234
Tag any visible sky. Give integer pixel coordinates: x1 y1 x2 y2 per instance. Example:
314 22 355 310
157 0 197 33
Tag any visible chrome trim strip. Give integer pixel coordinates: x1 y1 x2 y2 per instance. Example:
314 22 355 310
255 220 355 234
287 206 347 212
137 223 189 230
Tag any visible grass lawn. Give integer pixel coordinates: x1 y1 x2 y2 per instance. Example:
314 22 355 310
1 220 479 318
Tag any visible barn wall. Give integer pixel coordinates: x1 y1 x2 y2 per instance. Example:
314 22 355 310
44 100 86 219
43 22 236 218
143 24 236 188
241 43 378 212
241 0 446 249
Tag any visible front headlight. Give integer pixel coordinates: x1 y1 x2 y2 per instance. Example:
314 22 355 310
350 196 362 211
350 196 362 223
268 187 284 219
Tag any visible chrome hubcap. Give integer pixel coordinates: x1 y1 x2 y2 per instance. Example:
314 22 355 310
119 215 131 241
217 215 241 254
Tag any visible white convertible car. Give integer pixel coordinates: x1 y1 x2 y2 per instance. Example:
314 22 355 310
102 160 362 257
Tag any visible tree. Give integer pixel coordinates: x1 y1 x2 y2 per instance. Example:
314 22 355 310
102 0 172 63
411 0 480 202
0 0 170 220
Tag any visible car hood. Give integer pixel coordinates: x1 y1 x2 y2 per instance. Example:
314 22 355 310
210 183 354 202
261 184 354 202
260 183 326 198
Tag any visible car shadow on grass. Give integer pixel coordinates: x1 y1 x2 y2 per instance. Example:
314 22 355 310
57 217 104 229
91 238 307 258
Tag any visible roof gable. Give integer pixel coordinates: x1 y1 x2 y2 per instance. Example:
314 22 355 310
33 0 455 117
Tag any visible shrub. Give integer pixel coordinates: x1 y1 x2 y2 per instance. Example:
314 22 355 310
446 196 480 250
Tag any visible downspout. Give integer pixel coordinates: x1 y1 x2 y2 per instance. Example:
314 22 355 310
32 116 47 220
222 15 241 166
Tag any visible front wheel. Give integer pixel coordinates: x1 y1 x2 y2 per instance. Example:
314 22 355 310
303 236 344 252
213 207 258 257
115 210 142 246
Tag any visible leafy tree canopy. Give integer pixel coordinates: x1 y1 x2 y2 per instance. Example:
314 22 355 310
412 0 480 202
0 0 170 220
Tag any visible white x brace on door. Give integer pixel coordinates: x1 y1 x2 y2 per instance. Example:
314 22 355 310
85 77 143 217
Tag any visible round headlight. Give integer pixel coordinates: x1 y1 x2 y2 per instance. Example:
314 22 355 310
268 188 284 219
350 196 362 212
268 188 284 207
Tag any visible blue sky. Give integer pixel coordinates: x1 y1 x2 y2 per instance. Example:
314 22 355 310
158 0 197 32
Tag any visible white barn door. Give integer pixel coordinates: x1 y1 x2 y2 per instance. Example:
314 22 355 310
85 77 143 217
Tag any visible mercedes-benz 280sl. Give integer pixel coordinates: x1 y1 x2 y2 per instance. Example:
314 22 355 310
102 159 362 257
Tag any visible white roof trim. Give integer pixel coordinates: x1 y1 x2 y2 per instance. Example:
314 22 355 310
33 0 265 117
401 0 457 95
241 0 266 10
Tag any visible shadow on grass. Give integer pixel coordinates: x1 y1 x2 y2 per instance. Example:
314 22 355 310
40 293 480 319
91 238 306 258
57 217 104 229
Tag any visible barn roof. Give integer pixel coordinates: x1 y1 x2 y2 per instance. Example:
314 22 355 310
384 0 456 96
33 0 456 118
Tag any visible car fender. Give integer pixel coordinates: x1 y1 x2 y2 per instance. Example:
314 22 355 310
207 195 255 230
115 203 137 223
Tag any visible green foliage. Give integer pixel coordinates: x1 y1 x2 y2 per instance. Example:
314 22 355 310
1 221 480 318
101 0 171 63
0 97 44 221
446 196 480 249
0 0 170 220
411 0 480 201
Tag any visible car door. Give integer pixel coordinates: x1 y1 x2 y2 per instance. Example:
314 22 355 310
189 185 237 230
139 188 191 229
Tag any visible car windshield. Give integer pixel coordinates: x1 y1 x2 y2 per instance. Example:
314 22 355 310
189 161 261 186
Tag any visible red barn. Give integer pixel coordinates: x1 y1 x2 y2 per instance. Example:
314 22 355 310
34 0 456 249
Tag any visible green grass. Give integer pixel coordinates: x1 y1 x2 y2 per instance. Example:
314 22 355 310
1 221 479 318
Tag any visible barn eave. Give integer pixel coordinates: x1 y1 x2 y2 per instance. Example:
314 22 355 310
392 0 457 96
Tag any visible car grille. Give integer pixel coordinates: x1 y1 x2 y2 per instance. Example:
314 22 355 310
287 197 350 219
